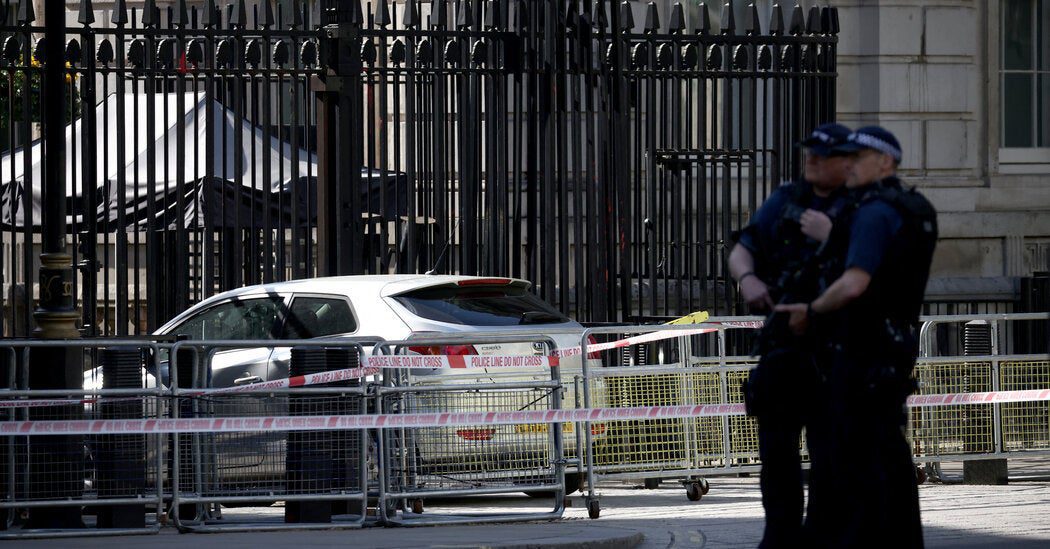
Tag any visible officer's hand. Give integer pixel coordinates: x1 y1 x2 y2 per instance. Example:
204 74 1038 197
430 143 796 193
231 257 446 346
774 303 809 335
740 275 775 312
799 209 833 242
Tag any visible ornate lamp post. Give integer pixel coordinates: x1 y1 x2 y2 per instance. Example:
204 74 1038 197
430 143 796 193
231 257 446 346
26 0 84 529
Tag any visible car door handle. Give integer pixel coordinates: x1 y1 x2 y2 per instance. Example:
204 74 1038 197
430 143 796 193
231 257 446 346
234 374 263 385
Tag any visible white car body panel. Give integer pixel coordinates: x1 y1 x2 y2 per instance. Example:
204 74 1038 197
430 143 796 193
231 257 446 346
84 275 602 481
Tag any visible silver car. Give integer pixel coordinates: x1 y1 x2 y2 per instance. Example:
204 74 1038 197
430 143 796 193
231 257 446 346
85 275 600 490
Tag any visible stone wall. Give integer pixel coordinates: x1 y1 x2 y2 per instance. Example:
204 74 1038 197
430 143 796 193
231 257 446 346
835 0 1050 281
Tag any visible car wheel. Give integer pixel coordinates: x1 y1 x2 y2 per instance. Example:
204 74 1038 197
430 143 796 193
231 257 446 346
524 471 581 498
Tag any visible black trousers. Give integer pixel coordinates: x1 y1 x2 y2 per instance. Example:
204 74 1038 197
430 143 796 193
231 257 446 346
757 413 807 548
750 348 822 549
806 356 924 548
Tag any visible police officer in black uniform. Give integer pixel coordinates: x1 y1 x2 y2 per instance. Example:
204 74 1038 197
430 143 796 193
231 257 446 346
776 126 936 548
728 123 853 548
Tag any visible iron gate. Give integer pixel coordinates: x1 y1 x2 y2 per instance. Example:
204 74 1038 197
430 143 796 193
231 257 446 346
0 0 838 334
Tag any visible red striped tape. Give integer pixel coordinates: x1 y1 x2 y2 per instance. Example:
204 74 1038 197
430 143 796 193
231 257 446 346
556 326 723 357
1 388 1048 434
363 354 559 370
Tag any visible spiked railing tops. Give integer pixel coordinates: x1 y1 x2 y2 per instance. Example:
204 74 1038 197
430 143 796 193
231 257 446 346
16 0 838 37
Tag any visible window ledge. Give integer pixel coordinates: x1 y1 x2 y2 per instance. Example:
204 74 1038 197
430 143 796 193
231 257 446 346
998 148 1050 174
999 148 1050 163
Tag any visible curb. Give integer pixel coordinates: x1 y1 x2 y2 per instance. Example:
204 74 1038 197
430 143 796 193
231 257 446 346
445 531 645 549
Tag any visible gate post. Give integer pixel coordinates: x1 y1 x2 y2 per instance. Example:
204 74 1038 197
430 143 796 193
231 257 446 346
315 0 365 276
608 0 629 322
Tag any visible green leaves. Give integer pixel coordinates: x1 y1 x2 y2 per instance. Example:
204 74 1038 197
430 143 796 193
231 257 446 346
0 64 81 127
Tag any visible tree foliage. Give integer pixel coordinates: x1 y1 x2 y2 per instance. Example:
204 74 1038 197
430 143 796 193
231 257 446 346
0 58 81 128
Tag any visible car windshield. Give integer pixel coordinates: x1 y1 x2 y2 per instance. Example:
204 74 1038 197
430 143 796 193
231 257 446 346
393 284 571 326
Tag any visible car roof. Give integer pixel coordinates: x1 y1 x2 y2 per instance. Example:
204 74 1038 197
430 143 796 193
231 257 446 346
197 274 532 304
157 274 542 336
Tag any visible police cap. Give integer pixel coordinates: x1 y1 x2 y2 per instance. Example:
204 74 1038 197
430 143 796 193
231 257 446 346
797 123 851 157
833 126 903 163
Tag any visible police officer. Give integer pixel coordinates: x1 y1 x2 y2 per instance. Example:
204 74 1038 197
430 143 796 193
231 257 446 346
728 123 853 548
776 126 936 548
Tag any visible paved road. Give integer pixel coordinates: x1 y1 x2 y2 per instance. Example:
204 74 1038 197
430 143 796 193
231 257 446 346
11 458 1050 548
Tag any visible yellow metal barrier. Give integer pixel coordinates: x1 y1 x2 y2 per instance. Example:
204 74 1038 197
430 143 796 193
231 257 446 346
574 316 1048 510
999 360 1050 451
910 361 995 457
688 371 730 466
584 357 1048 476
585 365 764 473
726 370 760 462
591 372 691 472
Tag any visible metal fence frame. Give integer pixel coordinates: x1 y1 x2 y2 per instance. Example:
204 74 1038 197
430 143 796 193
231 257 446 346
0 339 170 539
0 1 840 336
372 333 568 526
573 314 1050 515
166 338 375 532
1 313 1044 536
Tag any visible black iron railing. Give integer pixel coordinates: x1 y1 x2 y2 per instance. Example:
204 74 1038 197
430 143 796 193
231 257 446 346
0 0 838 334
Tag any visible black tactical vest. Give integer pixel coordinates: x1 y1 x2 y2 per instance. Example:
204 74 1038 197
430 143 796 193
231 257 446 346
845 177 938 340
763 182 851 303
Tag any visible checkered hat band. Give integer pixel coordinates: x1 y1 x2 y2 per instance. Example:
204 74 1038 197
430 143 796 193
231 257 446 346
811 131 834 144
850 132 901 160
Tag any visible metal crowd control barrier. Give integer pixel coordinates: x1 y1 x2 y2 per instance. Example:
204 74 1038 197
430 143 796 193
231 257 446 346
577 321 764 518
0 339 169 539
372 334 568 526
914 313 1050 481
576 314 1050 517
168 338 378 533
0 313 1046 538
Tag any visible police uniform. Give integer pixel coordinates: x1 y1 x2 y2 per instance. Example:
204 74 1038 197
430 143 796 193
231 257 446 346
812 128 937 548
735 123 852 548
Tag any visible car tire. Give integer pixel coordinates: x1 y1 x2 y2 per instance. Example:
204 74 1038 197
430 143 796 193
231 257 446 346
524 471 581 498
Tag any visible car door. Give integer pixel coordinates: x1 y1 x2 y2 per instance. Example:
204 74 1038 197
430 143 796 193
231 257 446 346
165 295 287 475
269 294 360 381
262 295 362 483
166 295 287 388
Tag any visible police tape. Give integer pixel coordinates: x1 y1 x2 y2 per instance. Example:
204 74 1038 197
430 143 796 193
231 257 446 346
0 322 766 409
0 396 148 409
0 404 747 435
0 365 382 409
363 354 559 370
549 320 764 357
0 357 556 409
712 320 766 329
2 388 1048 435
570 327 719 354
906 388 1050 407
208 365 379 395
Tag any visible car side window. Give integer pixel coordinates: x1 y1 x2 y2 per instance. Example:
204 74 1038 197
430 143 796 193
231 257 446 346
281 296 357 339
171 297 283 340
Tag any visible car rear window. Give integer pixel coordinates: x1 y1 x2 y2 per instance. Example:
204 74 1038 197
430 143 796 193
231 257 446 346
393 285 570 326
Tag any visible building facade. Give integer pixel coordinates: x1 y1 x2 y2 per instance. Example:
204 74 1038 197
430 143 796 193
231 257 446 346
664 0 1049 308
835 0 1049 307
